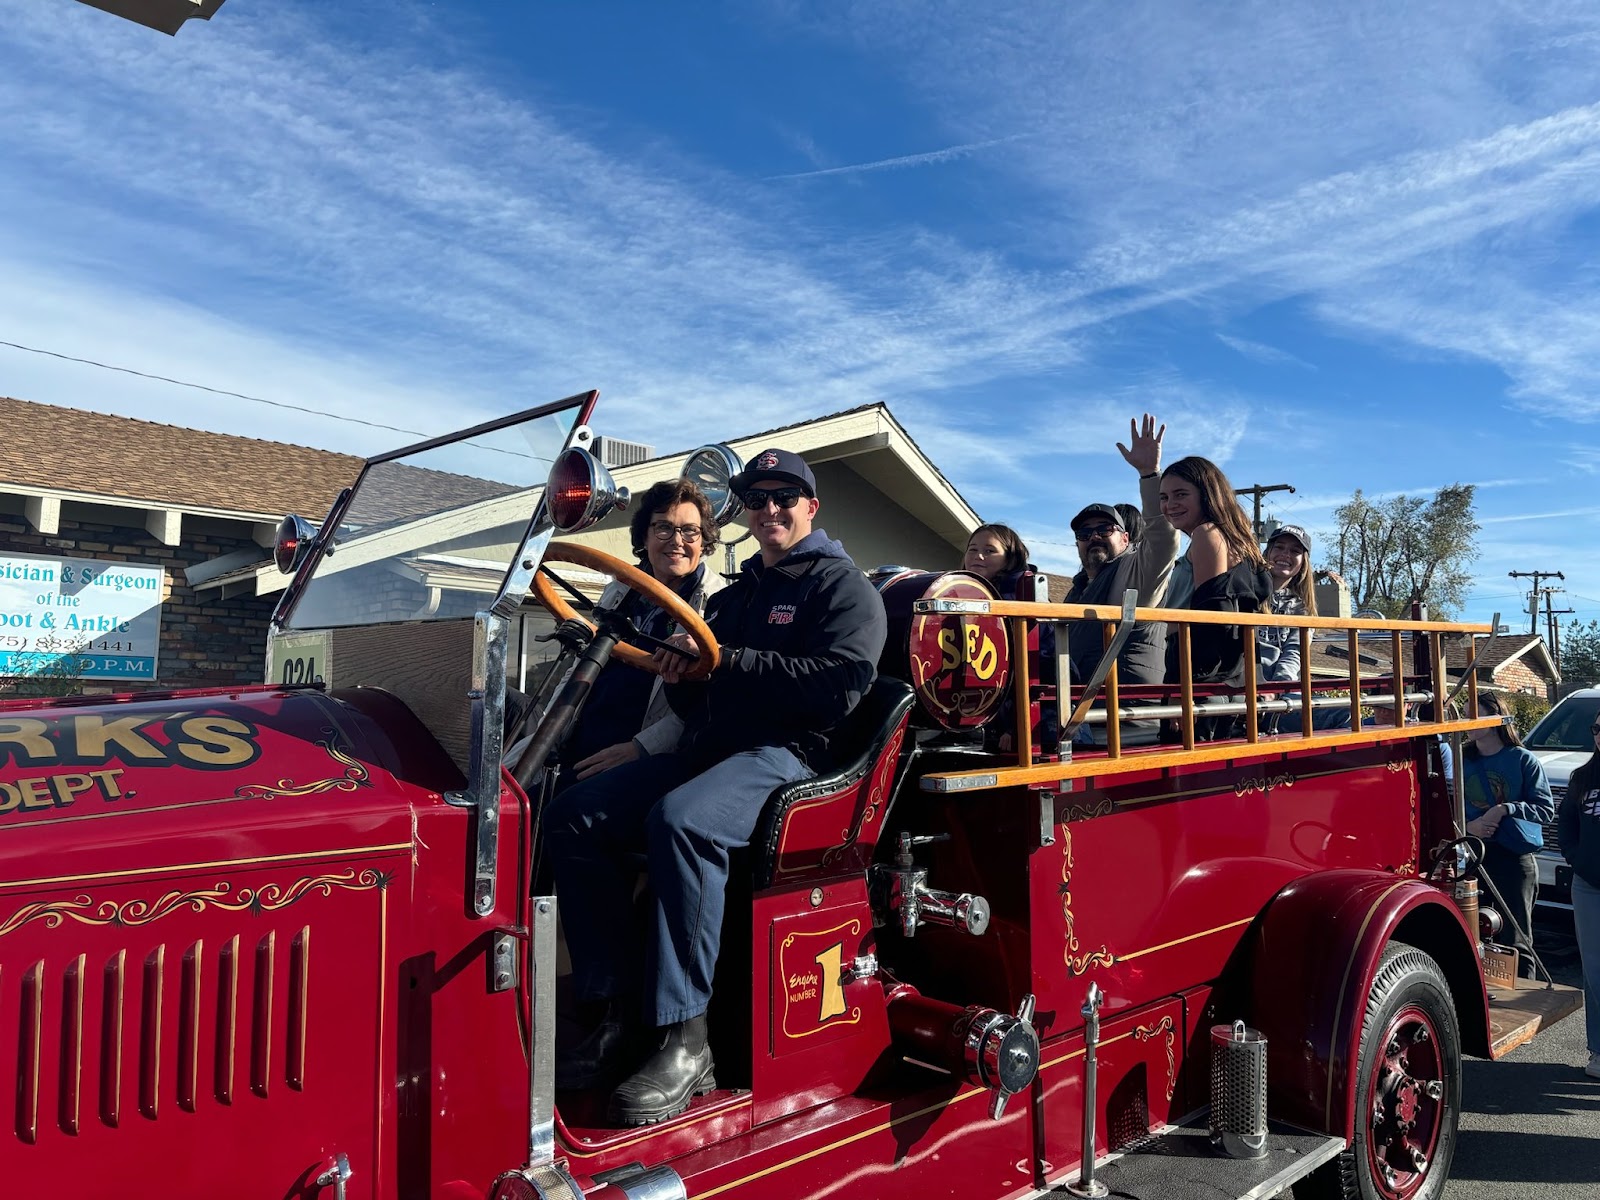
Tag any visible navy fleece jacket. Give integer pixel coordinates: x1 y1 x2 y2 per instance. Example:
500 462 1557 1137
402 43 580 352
672 530 887 769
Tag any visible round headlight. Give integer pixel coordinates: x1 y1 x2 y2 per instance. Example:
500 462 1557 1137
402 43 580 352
545 447 628 534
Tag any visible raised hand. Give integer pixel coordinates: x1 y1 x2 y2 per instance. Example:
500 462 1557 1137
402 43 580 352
1116 414 1166 476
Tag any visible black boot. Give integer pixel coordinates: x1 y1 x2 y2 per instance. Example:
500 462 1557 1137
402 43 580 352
606 1013 716 1126
556 996 641 1091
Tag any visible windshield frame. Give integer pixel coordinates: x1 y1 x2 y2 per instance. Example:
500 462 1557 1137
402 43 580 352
270 390 598 632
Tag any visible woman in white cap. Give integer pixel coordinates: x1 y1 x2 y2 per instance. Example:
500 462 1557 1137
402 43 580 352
1259 524 1317 684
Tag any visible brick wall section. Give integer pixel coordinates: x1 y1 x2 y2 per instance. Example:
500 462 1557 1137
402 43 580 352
1493 655 1549 698
0 512 274 692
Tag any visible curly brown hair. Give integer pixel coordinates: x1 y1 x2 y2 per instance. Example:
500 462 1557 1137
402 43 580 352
629 478 719 563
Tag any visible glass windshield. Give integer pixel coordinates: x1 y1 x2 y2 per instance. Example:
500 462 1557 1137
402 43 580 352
284 400 586 630
1525 696 1600 752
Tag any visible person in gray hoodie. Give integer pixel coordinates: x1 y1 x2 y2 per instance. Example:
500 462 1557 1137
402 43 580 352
1063 413 1180 685
547 447 886 1126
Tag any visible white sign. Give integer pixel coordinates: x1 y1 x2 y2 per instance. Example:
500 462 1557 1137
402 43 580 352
265 630 332 689
0 553 164 682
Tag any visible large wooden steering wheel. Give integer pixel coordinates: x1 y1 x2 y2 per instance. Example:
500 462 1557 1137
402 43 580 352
532 541 720 681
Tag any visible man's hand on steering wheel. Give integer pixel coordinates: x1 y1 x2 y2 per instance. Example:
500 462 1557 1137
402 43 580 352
654 633 704 684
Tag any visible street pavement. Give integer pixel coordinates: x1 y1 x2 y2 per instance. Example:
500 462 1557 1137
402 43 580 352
1444 908 1598 1199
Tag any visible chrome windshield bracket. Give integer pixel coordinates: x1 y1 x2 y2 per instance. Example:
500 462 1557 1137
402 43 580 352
459 609 511 916
1060 590 1138 743
528 896 559 1167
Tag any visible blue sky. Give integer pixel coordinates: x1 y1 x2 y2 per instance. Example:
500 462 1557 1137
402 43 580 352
4 1 1600 633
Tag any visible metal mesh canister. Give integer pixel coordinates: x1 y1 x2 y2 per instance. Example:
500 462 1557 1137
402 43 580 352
1209 1020 1268 1159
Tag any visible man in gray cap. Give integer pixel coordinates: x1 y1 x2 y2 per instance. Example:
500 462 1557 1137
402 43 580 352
1062 415 1180 685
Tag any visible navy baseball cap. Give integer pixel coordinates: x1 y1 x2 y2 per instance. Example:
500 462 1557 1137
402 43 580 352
731 447 817 497
1267 523 1312 555
1070 503 1123 532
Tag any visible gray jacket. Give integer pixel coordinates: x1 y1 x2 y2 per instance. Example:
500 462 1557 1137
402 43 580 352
1064 473 1180 685
1258 588 1305 683
596 565 725 756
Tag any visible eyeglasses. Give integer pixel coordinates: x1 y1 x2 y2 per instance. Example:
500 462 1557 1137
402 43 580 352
1590 722 1600 734
649 522 703 543
1074 524 1124 541
741 487 807 511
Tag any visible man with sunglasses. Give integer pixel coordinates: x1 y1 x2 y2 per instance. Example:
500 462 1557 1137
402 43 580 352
1062 414 1179 687
548 446 886 1126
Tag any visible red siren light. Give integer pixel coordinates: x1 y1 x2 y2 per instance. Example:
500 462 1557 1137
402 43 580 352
546 447 628 534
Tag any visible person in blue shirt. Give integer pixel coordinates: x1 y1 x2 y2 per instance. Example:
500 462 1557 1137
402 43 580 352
1463 692 1557 979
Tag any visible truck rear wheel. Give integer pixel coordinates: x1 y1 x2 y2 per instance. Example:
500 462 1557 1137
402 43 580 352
1296 940 1461 1200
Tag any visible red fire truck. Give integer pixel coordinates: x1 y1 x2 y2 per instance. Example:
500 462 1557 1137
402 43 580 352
0 391 1579 1199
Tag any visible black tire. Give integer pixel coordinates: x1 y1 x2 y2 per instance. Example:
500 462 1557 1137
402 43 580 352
1295 941 1462 1200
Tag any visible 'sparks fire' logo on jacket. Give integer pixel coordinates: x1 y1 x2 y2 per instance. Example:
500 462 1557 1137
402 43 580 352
769 604 797 625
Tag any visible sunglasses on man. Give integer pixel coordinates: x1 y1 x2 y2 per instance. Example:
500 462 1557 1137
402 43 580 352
1074 523 1124 541
741 487 808 511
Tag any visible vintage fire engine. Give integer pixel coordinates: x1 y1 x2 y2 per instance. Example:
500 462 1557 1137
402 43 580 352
0 391 1579 1199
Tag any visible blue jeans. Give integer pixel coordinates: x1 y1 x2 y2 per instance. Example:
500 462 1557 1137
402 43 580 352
545 746 812 1027
1572 874 1600 1054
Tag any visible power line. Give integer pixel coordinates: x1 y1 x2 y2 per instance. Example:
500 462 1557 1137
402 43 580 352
0 337 429 438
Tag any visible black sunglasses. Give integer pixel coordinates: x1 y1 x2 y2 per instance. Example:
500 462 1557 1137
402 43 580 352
1074 523 1124 541
742 487 807 511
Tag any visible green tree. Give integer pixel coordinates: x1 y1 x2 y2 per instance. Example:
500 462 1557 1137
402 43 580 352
1506 691 1550 733
0 650 88 698
1560 619 1600 687
1326 483 1479 618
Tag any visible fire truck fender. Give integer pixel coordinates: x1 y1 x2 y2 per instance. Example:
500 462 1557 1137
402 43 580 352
1245 868 1489 1139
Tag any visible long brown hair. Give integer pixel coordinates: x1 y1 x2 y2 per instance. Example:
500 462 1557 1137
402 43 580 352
1475 691 1524 749
1162 456 1267 571
1266 531 1319 616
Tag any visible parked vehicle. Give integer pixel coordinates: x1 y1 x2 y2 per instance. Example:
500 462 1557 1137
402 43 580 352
1523 687 1600 907
0 393 1580 1200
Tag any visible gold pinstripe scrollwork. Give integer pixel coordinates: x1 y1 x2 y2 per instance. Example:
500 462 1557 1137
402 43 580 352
0 868 391 941
1133 1015 1177 1101
1058 825 1116 976
233 730 371 801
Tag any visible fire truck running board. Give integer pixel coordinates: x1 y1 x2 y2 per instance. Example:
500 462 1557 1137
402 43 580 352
1036 1115 1345 1200
1486 981 1584 1059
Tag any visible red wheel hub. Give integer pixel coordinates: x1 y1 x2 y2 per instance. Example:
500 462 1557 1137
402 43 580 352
1364 1003 1446 1200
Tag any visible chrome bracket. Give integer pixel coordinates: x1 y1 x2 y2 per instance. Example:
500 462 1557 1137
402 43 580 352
1061 590 1138 743
490 931 519 993
315 1153 352 1200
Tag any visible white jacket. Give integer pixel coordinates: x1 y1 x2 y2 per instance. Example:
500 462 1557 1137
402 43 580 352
596 564 725 757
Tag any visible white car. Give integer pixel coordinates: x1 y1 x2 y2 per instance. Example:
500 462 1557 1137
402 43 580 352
1522 687 1600 908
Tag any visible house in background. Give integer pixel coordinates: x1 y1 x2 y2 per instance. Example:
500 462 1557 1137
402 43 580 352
0 396 355 691
1 397 983 693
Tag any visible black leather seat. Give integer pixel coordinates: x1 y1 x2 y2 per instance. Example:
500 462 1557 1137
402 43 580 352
748 677 917 889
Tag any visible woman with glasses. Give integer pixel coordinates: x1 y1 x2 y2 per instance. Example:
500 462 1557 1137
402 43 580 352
1464 692 1555 980
555 478 723 790
1558 714 1600 1076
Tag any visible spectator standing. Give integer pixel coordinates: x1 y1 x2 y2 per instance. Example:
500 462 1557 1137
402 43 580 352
1557 715 1600 1077
1465 692 1556 980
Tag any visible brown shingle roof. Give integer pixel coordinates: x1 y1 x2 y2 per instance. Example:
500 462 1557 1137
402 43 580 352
0 396 361 517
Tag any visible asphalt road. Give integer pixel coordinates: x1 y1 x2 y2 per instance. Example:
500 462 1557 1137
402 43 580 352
1444 909 1598 1200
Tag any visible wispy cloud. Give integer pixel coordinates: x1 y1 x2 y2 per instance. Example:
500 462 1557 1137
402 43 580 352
1216 333 1315 369
764 135 1024 180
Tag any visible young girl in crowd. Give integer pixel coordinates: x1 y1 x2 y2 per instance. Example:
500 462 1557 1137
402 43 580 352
1465 692 1556 980
962 524 1030 598
1158 456 1273 687
1558 713 1600 1077
1259 524 1317 683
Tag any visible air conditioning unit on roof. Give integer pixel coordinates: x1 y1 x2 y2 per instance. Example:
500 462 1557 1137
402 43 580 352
593 436 655 468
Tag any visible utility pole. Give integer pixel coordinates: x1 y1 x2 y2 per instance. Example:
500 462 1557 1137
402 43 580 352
1508 569 1565 635
1544 588 1575 673
1235 482 1296 541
